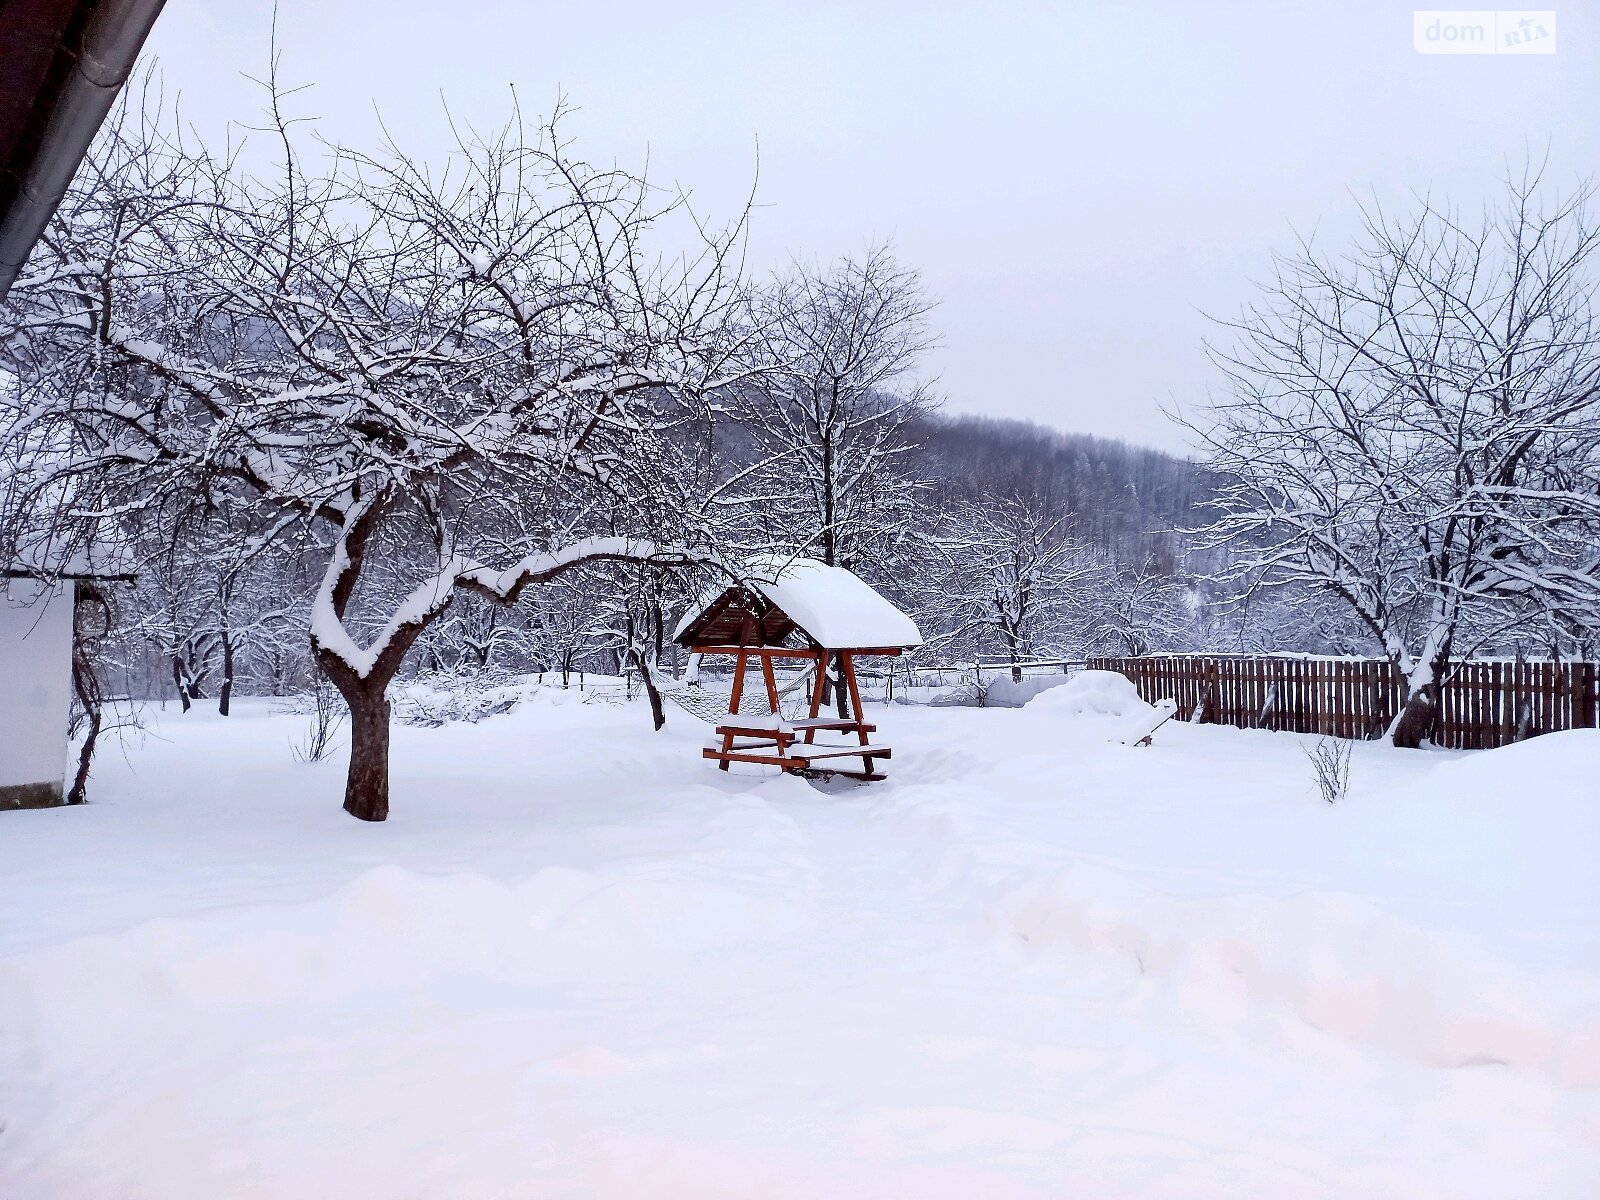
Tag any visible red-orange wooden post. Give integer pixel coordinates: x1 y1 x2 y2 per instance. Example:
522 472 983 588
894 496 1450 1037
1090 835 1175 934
717 648 749 770
759 649 782 715
828 652 873 776
804 649 828 744
842 655 871 748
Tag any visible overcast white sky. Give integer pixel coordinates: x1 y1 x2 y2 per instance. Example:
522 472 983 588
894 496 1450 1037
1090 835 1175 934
143 2 1596 452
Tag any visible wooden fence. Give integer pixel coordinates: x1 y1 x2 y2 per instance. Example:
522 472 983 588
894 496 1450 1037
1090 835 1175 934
1085 655 1600 748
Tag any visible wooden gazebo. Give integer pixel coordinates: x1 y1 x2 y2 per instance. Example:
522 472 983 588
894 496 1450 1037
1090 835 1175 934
673 557 922 780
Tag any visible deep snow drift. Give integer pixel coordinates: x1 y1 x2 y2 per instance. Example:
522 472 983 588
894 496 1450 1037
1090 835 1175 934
3 686 1597 1199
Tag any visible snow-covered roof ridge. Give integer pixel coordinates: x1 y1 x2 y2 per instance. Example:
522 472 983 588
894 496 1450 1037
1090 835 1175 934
675 554 922 650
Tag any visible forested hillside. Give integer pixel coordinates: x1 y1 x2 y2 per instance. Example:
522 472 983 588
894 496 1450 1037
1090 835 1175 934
908 414 1208 563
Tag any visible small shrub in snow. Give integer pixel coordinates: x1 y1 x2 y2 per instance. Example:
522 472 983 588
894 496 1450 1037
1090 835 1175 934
392 667 526 727
1303 736 1352 804
290 675 346 763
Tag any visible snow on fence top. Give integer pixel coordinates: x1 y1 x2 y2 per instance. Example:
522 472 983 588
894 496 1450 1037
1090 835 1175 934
674 555 923 651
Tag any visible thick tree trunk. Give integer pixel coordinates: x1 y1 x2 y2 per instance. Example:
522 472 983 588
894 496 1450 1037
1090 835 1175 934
181 643 208 700
316 614 437 822
67 586 108 805
218 629 235 716
310 493 420 823
1192 663 1219 724
1390 684 1438 749
631 648 667 731
1389 641 1450 749
172 654 192 712
820 428 837 567
68 652 102 805
341 683 393 822
1002 627 1023 684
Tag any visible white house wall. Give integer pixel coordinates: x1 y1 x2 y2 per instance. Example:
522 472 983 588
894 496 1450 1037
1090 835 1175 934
0 579 72 807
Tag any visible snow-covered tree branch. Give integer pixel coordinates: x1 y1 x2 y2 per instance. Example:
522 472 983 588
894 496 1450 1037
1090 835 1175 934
1191 166 1600 744
2 85 753 819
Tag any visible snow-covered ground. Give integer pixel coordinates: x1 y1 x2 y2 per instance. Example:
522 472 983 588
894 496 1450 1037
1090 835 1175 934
4 679 1598 1199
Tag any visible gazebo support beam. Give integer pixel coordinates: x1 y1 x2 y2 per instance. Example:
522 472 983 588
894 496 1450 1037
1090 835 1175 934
691 645 903 659
693 642 894 780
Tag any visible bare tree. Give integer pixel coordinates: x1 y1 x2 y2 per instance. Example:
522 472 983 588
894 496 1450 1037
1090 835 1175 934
1303 735 1352 805
740 246 936 571
934 495 1098 681
592 561 678 730
115 501 306 715
2 86 752 819
1193 167 1600 745
1090 557 1194 657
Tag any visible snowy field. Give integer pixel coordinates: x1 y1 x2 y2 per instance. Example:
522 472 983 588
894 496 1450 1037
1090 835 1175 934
4 681 1599 1199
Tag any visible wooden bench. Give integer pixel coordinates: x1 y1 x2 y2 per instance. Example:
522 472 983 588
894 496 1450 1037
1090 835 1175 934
788 717 877 734
701 737 892 781
784 741 892 762
694 638 899 782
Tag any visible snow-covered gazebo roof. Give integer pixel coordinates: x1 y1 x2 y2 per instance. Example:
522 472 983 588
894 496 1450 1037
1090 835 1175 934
673 555 922 652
